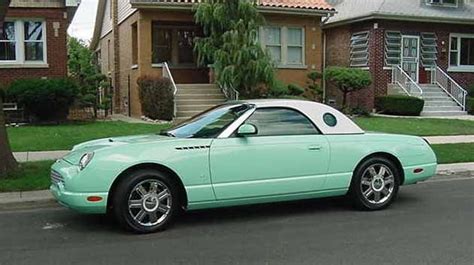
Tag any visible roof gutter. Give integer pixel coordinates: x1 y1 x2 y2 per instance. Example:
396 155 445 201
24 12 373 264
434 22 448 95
324 13 474 28
131 3 336 16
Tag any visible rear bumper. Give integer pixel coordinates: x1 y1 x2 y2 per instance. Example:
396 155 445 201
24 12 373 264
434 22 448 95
403 163 437 185
50 183 108 214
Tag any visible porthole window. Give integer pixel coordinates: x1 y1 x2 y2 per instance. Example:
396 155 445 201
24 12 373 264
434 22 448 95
323 113 337 127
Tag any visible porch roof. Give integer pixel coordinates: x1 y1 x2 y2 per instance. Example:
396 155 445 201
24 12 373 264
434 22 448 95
130 0 335 12
324 0 474 27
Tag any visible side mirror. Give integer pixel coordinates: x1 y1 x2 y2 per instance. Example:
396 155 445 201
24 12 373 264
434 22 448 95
237 123 258 136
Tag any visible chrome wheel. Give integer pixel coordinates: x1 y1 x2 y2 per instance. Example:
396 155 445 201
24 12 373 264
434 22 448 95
360 164 395 204
128 179 172 227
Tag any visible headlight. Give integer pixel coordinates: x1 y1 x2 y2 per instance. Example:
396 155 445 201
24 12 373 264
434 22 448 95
79 152 94 170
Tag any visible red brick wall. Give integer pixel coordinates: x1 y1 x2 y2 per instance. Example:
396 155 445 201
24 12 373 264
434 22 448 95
0 7 69 86
325 19 474 110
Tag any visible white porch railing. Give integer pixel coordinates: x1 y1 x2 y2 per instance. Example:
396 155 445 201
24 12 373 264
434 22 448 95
391 65 423 98
220 83 239 101
430 65 467 111
162 62 178 118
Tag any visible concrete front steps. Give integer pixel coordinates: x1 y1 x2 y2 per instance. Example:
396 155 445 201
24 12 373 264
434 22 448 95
418 84 467 116
175 84 226 123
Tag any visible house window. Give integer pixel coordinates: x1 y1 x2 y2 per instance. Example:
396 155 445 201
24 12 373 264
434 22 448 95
426 0 458 7
24 21 44 61
131 23 138 66
0 22 16 61
0 20 46 65
449 34 474 71
420 32 437 68
351 31 370 67
152 23 199 66
261 26 305 67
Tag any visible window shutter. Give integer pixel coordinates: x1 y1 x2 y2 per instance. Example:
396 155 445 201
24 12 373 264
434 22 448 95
384 31 401 67
350 31 369 67
421 32 437 67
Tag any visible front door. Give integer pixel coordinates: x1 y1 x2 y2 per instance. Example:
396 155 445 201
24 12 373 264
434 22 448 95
209 107 330 200
401 35 420 82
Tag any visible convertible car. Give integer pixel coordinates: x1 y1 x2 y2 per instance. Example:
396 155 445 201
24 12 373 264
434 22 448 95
50 99 437 233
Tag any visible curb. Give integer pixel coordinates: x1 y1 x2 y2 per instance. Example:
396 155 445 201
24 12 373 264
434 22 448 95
1 163 473 211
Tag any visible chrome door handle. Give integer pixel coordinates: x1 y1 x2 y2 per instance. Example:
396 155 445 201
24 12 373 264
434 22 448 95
308 145 322 151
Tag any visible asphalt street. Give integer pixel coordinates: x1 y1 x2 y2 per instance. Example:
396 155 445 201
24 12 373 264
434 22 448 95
0 176 473 265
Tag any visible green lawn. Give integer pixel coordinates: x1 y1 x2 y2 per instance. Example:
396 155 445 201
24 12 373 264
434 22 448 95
354 117 474 136
431 143 474 164
7 121 171 152
1 144 472 192
0 160 54 192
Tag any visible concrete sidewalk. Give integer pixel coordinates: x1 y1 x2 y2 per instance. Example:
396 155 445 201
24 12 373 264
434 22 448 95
13 150 69 162
1 162 473 211
374 113 474 121
424 135 474 144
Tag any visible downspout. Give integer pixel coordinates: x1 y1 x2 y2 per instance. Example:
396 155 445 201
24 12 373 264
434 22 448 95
321 13 334 104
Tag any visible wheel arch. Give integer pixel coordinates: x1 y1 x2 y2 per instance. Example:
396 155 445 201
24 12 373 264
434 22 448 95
107 163 188 212
354 152 405 185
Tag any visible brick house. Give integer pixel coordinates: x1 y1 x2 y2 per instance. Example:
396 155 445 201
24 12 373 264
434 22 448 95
90 0 335 121
324 0 474 116
0 0 79 86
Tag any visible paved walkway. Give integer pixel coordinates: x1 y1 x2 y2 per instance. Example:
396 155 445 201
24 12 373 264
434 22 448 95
424 135 474 144
374 113 474 121
13 150 69 162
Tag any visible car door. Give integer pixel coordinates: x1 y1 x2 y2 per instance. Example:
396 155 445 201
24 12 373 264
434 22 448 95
209 107 330 200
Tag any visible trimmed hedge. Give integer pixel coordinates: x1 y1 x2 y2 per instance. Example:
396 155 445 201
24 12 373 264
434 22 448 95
375 95 425 116
467 97 474 115
137 76 174 121
7 78 78 121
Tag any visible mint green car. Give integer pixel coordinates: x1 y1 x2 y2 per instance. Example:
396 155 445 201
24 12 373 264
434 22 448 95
50 100 437 233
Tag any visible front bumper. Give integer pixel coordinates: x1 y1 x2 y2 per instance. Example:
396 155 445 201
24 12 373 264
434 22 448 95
50 159 108 214
50 183 108 214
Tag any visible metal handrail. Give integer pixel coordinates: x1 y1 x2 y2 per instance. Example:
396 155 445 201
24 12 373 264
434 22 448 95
162 62 178 117
220 83 239 101
391 65 423 98
430 65 467 111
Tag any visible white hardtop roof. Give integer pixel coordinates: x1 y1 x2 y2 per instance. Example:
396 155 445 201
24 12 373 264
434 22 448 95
234 99 365 135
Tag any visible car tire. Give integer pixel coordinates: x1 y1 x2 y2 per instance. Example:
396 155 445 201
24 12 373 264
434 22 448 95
349 157 400 211
112 169 179 233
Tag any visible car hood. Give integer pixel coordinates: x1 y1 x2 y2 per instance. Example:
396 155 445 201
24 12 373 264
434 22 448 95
62 134 173 164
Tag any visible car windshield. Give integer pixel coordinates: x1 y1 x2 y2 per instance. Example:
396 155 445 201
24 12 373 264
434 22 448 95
162 103 253 138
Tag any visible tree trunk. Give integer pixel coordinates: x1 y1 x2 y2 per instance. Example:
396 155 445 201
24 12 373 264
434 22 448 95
0 0 17 178
0 96 18 178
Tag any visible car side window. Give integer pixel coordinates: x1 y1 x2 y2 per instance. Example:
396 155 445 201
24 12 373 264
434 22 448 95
245 108 319 136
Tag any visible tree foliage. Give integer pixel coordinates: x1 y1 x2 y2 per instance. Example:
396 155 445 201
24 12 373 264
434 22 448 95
68 37 109 115
325 67 372 109
194 0 274 98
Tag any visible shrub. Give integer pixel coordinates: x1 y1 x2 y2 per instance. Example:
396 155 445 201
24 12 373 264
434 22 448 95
7 78 78 121
325 67 372 109
467 97 474 115
467 84 474 97
287 83 305 96
269 80 289 97
137 76 174 121
375 95 425 116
